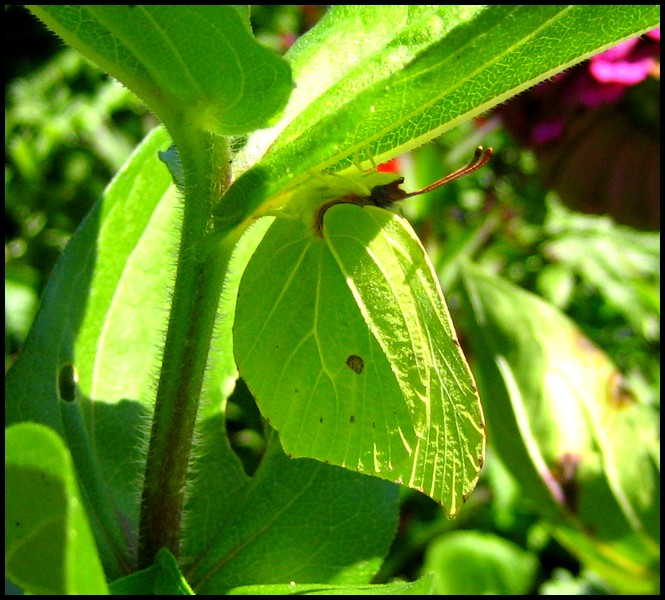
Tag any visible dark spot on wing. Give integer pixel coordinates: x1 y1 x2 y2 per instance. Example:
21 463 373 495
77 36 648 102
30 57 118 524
346 354 364 374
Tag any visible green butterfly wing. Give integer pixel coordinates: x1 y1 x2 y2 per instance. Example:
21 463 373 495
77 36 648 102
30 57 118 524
234 199 485 515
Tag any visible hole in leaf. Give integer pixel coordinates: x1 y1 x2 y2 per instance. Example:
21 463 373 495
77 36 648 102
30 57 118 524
225 378 267 476
57 363 78 402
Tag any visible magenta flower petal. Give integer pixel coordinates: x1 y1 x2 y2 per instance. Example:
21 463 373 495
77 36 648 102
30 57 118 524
646 28 660 41
590 56 654 85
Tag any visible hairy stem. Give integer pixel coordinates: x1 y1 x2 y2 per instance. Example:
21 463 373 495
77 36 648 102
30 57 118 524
137 126 231 568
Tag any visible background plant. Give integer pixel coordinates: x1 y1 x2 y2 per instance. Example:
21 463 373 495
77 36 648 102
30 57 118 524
5 5 660 595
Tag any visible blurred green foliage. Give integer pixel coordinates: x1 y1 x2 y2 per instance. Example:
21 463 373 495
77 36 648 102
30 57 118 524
5 5 659 594
5 6 156 362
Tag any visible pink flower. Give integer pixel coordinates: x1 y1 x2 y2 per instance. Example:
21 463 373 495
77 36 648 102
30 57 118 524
493 28 660 229
646 28 660 42
589 35 658 86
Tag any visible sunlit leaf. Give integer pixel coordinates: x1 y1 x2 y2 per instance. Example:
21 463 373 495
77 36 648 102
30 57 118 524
221 5 660 231
27 5 292 134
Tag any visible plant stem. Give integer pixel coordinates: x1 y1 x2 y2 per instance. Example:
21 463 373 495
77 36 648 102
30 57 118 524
137 127 231 569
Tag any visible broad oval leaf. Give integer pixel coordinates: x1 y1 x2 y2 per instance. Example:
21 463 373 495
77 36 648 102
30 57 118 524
234 174 485 515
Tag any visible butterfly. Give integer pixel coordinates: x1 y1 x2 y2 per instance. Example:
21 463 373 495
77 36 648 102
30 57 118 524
234 148 490 514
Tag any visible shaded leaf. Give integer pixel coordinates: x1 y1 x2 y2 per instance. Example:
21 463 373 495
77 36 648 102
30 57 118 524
542 198 660 339
5 423 109 595
109 548 194 595
184 434 399 594
459 263 660 593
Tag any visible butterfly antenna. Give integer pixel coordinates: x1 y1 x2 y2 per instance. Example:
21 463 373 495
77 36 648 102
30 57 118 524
404 146 493 198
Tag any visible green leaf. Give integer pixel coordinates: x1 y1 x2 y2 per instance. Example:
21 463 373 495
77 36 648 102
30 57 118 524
183 434 399 594
459 263 660 593
423 531 539 595
5 126 179 580
226 574 436 595
5 423 109 595
109 548 194 595
234 172 485 515
221 5 660 230
27 5 292 135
